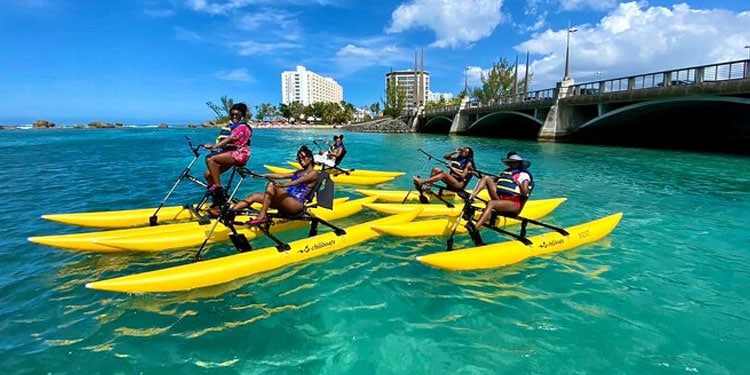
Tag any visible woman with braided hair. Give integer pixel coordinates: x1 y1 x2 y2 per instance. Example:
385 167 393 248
224 145 318 225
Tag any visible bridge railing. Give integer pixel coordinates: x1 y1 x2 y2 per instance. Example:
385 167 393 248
425 59 750 113
573 59 750 95
424 104 460 115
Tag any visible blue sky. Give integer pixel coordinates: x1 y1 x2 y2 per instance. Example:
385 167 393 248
2 0 748 125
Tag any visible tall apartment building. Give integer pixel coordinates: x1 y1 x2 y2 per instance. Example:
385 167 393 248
384 49 430 114
385 70 430 113
281 65 343 106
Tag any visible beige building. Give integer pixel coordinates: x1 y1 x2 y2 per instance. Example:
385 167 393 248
385 70 430 113
281 65 343 106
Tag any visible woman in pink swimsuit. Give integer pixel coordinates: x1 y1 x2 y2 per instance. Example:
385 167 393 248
203 103 253 193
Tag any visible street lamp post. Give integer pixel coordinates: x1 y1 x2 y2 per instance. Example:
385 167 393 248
563 24 578 81
463 66 469 94
745 45 750 59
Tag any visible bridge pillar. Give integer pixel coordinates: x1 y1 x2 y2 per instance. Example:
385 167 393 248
449 97 471 134
538 79 576 141
409 106 424 132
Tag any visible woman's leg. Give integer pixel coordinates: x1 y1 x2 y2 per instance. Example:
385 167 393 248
254 183 276 220
442 174 464 190
475 200 520 228
205 154 220 186
469 176 489 201
250 185 305 224
485 178 500 201
271 196 305 216
470 176 500 201
205 152 236 187
413 167 443 187
231 192 264 211
424 170 463 190
204 169 212 186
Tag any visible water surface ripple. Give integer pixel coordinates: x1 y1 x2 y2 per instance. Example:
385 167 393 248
1 128 748 374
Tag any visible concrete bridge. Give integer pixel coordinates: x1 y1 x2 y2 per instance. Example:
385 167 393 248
417 59 750 153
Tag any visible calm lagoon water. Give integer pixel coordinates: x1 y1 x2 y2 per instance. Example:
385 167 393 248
1 127 748 374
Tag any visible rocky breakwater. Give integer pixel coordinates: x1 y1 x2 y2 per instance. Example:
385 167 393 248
83 121 124 129
0 119 127 129
32 120 56 128
339 117 412 133
198 120 224 128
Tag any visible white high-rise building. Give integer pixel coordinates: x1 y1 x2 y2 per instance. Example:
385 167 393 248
281 66 343 106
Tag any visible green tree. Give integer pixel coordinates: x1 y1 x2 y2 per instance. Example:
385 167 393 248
255 103 277 122
206 95 235 122
471 59 520 103
382 75 406 118
338 101 355 123
369 102 380 117
359 106 373 121
279 101 307 122
278 103 290 119
288 101 306 122
424 96 448 110
320 102 340 124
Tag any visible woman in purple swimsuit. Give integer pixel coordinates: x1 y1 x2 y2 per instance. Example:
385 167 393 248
227 145 319 225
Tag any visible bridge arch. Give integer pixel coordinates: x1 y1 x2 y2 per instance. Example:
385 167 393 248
421 115 453 133
569 96 750 151
465 110 543 139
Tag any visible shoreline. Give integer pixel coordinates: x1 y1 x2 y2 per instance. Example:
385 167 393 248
0 122 342 130
1 116 404 131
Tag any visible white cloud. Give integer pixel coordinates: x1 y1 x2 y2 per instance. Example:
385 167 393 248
233 40 301 55
185 0 338 15
558 0 618 12
214 68 255 82
465 65 485 87
144 0 178 18
516 2 750 88
387 0 506 48
237 10 301 41
175 26 204 42
145 8 176 17
332 42 412 75
186 0 254 15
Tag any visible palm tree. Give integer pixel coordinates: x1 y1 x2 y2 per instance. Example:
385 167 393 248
206 95 235 122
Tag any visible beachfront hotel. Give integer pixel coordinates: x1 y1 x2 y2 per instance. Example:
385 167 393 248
281 66 343 106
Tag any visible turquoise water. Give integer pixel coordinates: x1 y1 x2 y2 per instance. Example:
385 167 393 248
2 127 748 374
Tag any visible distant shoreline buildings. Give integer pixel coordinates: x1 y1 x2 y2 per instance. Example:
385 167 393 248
281 65 343 106
280 54 452 115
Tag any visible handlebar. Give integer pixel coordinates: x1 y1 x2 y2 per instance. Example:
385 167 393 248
184 135 205 157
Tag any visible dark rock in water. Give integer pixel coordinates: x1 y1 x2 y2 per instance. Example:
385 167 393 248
339 117 413 133
202 120 222 128
88 121 115 128
158 123 168 128
33 119 55 128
